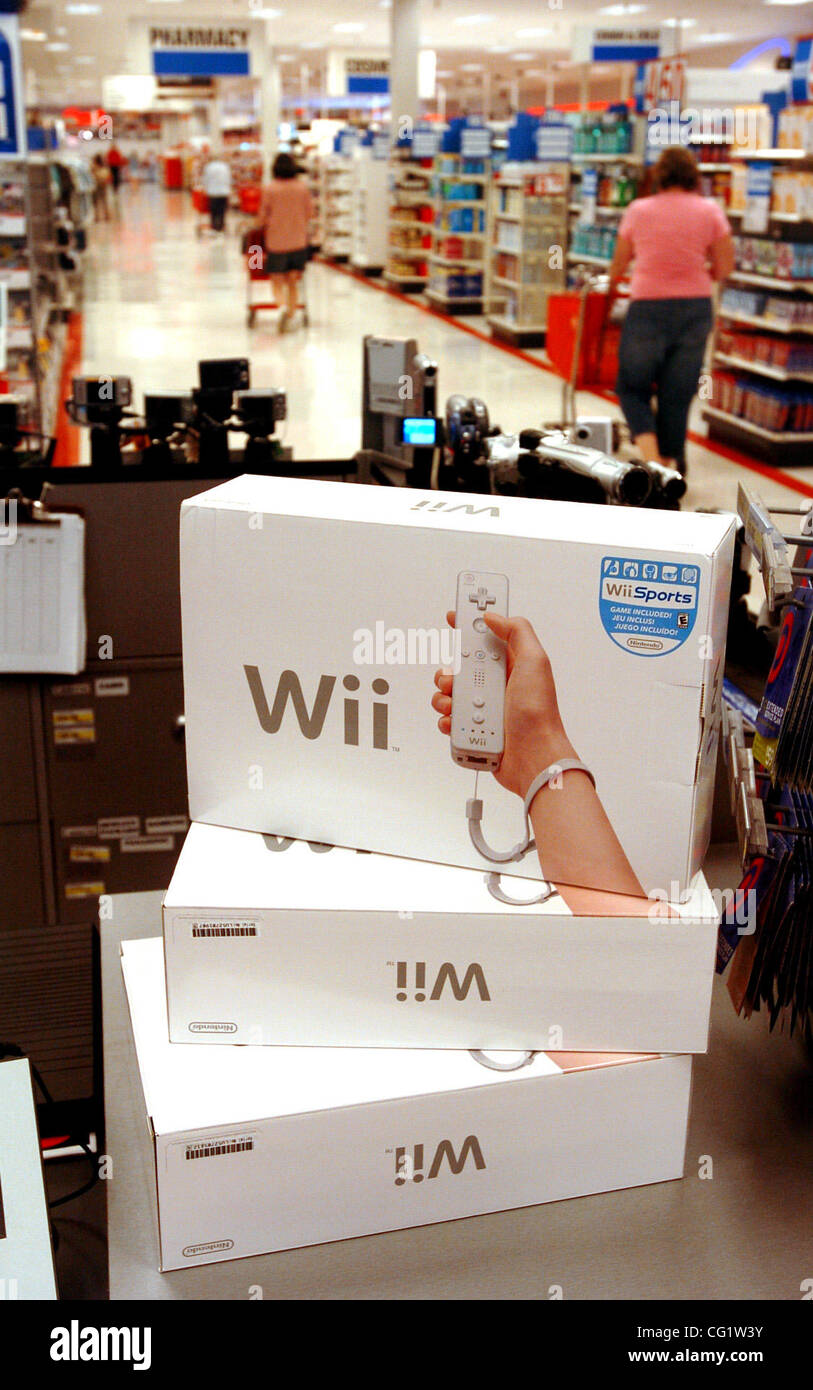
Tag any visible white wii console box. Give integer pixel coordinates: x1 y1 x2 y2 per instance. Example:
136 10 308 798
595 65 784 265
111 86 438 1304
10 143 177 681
123 936 693 1272
180 477 735 896
163 823 720 1055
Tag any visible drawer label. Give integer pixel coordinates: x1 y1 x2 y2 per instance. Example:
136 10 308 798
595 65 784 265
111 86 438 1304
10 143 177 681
120 834 175 853
94 676 130 698
145 815 188 836
69 845 111 864
98 816 140 839
65 880 105 899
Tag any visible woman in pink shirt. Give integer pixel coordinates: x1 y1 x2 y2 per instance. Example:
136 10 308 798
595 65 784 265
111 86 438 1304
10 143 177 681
608 146 734 475
259 152 313 331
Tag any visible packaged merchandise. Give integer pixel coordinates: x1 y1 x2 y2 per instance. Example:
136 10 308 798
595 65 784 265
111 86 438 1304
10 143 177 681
123 935 694 1272
180 477 736 896
163 823 721 1054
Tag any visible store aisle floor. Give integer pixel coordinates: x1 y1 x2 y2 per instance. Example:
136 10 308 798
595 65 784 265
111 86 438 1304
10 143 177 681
81 185 812 515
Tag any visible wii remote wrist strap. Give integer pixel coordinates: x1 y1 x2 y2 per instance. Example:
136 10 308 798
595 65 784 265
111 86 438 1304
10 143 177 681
467 759 596 865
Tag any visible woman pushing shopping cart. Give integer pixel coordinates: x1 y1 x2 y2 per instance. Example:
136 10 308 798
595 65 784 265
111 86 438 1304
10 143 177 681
246 152 312 331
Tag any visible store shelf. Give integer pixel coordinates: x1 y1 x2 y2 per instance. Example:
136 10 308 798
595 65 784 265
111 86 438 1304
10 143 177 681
702 405 813 441
714 352 813 384
495 211 521 222
429 253 483 268
433 174 489 184
435 199 486 208
731 149 810 162
390 245 430 260
430 227 485 240
385 271 428 286
566 251 611 266
7 325 33 348
718 307 813 335
571 151 640 163
0 268 30 290
569 203 623 217
726 208 806 225
698 163 732 173
492 275 520 289
426 289 483 304
728 271 813 293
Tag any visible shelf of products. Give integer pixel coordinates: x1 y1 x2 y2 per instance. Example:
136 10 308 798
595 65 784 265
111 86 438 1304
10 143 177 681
350 149 388 275
385 150 433 291
322 155 354 261
486 162 569 345
0 156 67 443
427 152 490 314
304 151 323 250
706 141 813 465
566 109 644 274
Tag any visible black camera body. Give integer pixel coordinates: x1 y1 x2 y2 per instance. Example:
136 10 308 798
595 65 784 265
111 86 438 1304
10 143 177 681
71 376 132 425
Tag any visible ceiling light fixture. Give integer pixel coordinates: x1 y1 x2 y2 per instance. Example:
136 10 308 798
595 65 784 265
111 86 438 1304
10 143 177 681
511 53 535 62
20 28 47 40
696 32 736 42
331 21 366 32
763 0 812 6
663 17 697 25
247 4 284 16
515 27 553 38
65 4 101 13
461 63 484 72
455 14 493 24
599 3 648 13
45 42 70 52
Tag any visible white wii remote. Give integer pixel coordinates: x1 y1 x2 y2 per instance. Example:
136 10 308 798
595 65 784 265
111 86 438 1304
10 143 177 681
450 570 509 772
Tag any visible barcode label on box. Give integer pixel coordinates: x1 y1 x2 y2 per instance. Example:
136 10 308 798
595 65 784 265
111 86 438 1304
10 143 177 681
191 922 258 938
184 1136 254 1162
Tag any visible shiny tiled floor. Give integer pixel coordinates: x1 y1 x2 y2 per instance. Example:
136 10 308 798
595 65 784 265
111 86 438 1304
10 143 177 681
81 182 813 518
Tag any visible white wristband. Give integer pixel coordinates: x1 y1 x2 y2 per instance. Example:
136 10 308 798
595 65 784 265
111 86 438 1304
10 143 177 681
522 759 596 821
466 760 595 867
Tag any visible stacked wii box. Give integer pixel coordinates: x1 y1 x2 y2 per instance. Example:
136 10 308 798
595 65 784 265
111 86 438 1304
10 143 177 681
121 475 736 1272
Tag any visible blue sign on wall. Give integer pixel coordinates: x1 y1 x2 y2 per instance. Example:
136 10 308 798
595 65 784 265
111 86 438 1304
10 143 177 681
0 28 20 155
152 51 249 76
791 36 813 105
348 75 388 94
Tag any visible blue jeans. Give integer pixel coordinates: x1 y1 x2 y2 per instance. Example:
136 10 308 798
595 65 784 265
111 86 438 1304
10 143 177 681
615 297 713 467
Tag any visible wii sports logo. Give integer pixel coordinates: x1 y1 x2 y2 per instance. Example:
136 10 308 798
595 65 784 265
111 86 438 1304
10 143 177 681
599 555 700 657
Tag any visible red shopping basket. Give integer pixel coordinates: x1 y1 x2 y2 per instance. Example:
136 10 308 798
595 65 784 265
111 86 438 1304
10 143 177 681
192 187 209 214
239 185 262 216
547 290 619 390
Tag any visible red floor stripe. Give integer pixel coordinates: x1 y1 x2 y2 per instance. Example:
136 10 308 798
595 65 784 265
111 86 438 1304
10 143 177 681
320 258 813 501
53 310 84 467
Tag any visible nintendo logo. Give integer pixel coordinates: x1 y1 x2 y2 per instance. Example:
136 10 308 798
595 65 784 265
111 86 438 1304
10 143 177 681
182 1240 234 1258
626 638 664 651
188 1021 238 1034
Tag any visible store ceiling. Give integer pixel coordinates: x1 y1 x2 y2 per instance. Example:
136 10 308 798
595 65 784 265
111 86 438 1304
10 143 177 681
21 0 806 111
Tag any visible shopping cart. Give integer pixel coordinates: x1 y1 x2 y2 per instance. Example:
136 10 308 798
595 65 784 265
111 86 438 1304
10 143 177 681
192 186 209 238
245 249 309 330
546 274 623 428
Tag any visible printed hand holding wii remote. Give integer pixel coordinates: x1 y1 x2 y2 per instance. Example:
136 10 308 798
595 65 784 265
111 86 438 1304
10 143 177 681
450 571 509 773
433 607 645 902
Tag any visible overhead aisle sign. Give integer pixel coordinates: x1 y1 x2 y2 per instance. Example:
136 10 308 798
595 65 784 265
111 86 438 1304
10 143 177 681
573 26 662 64
149 26 251 78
